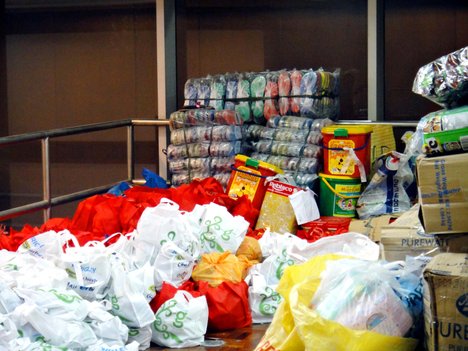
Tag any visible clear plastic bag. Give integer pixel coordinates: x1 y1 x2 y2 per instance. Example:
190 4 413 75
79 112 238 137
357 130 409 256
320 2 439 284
170 126 242 145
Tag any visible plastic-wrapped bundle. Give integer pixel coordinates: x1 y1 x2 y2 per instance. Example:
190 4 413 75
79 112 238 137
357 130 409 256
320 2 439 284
171 171 211 186
171 171 231 187
289 69 302 115
242 124 266 140
168 156 234 174
413 46 468 108
209 75 226 111
169 157 210 173
251 73 267 124
167 141 242 160
259 127 322 145
300 70 318 117
284 171 319 188
235 73 252 122
278 70 291 115
196 78 211 107
210 156 235 173
264 72 280 120
184 78 199 107
254 140 322 158
251 153 320 173
212 172 232 187
170 126 243 145
225 73 239 111
169 109 242 130
267 115 333 131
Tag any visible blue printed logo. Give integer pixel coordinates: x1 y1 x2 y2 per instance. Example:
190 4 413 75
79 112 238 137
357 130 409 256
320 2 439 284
455 293 468 318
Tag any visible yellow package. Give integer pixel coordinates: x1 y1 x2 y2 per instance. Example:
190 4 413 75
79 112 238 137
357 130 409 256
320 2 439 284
255 180 299 234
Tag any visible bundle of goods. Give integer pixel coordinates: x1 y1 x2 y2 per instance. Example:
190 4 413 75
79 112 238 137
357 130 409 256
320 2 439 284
250 115 333 188
167 109 245 187
413 46 468 109
183 68 340 123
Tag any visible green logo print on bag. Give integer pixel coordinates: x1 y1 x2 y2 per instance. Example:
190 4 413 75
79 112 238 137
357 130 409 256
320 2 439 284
153 300 188 344
275 249 294 280
200 216 225 252
49 289 82 304
259 287 282 316
160 231 177 246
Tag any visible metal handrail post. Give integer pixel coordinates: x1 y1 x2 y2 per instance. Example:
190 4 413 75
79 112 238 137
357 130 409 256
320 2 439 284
41 137 51 222
127 124 135 181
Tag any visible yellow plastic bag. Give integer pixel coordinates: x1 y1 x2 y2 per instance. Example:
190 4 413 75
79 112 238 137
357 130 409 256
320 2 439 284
255 254 418 351
192 251 247 287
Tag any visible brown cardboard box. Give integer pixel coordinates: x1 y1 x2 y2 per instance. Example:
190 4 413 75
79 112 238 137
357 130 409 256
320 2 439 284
381 205 447 261
423 253 468 351
417 153 468 234
348 214 397 242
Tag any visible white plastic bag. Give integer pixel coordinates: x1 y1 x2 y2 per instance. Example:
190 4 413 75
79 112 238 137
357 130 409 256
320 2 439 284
287 232 380 263
135 199 200 266
246 273 282 324
16 230 69 260
0 281 22 313
151 291 209 348
257 229 304 259
194 203 249 254
106 257 155 328
127 263 157 302
0 314 18 348
154 241 196 291
87 341 140 351
87 300 129 345
15 286 89 321
128 326 152 351
250 248 296 286
60 239 112 300
13 302 98 349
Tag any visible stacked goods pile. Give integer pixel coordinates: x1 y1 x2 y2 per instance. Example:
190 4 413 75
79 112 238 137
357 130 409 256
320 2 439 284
167 109 245 187
183 68 340 123
250 115 333 188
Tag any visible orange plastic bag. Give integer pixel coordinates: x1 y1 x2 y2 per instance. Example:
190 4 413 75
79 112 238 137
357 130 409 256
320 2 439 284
192 252 248 287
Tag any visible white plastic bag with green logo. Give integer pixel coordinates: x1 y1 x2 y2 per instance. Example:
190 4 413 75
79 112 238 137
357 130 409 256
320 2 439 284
192 203 249 254
106 257 155 328
151 290 208 348
246 273 283 324
252 248 296 286
128 326 152 350
135 199 200 267
154 241 195 291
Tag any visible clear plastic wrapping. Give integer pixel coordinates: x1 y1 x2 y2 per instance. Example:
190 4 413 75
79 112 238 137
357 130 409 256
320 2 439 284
169 109 243 130
254 140 322 158
267 115 333 131
412 46 468 108
251 153 320 174
167 141 242 160
182 68 340 122
170 125 243 145
259 127 322 145
168 156 234 174
171 171 231 187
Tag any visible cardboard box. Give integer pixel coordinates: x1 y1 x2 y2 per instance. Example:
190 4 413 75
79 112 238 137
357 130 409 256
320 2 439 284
381 205 447 261
423 253 468 351
349 214 397 242
417 153 468 234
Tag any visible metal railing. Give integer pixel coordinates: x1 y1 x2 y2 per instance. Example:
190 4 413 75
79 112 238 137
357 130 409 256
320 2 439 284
0 119 170 223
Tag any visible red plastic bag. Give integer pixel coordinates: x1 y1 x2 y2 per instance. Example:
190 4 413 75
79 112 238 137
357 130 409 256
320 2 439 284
149 280 203 313
198 280 252 331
